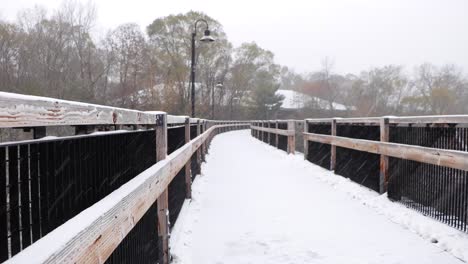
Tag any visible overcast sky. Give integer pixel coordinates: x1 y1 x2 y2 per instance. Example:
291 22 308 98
1 0 468 75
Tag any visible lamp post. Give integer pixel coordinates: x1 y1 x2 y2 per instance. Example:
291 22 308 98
190 19 215 117
212 82 223 119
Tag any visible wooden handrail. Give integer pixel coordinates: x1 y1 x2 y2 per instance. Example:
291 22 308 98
0 92 160 128
250 125 294 136
7 123 249 264
303 132 468 172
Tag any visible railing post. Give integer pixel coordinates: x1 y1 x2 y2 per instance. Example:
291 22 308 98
260 121 264 141
267 121 271 144
197 119 201 169
330 118 337 171
303 119 309 160
254 121 257 138
287 120 295 154
380 117 390 194
201 120 206 162
275 121 279 148
184 117 192 199
155 113 170 264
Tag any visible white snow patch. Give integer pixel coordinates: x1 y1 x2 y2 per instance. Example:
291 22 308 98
276 89 352 111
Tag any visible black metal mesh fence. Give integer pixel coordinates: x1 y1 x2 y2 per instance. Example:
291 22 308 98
335 124 380 192
106 202 159 264
306 123 331 170
167 125 187 228
388 125 468 232
268 122 275 146
278 122 288 152
0 130 156 262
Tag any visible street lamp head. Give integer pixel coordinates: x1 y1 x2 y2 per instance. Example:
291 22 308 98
215 82 223 89
200 29 215 42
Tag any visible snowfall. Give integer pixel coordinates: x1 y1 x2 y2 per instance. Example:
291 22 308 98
170 130 468 264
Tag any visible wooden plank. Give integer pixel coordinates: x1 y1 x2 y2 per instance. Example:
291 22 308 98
166 115 188 125
6 123 247 264
336 117 380 124
250 126 295 136
305 118 333 123
267 121 271 144
389 115 468 124
196 120 201 168
303 120 309 160
155 114 169 264
330 118 337 170
275 121 279 148
287 121 295 154
0 92 160 128
379 118 390 194
303 132 468 172
184 118 192 199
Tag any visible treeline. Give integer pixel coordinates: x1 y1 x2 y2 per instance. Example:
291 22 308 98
0 2 283 119
1 2 467 120
283 59 468 117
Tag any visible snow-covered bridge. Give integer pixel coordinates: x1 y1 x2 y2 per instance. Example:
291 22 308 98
171 130 467 263
0 92 468 264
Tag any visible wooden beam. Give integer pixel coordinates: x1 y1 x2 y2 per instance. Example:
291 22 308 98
275 121 279 148
184 117 192 199
303 120 308 160
155 114 169 264
0 92 159 128
330 118 337 170
287 120 295 154
379 117 390 194
267 121 271 144
196 120 201 169
389 115 468 124
303 132 468 172
250 125 295 136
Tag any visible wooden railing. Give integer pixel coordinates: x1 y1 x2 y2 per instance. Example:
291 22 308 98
0 92 249 264
251 116 468 233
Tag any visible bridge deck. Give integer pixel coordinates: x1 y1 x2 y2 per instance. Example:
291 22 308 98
170 130 465 264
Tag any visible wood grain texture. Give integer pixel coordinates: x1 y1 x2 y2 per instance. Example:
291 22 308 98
250 125 295 136
287 121 296 154
303 132 468 172
0 92 159 127
184 117 192 199
388 115 468 124
379 118 389 194
155 115 169 264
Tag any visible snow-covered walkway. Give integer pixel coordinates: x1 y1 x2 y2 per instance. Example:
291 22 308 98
170 130 468 264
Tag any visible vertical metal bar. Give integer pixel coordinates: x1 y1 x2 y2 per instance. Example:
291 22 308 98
19 145 31 248
0 147 7 262
29 144 40 242
9 146 20 255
